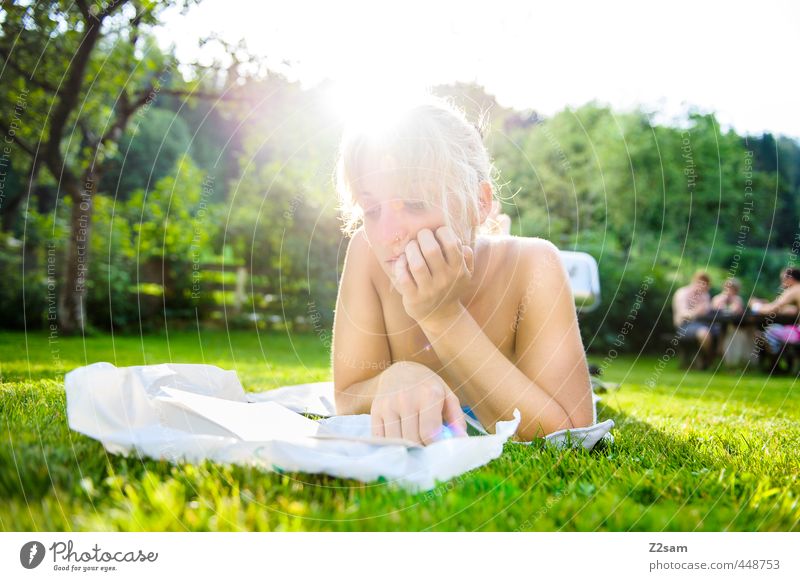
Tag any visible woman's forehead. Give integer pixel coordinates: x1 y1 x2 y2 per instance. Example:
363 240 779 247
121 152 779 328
353 168 442 203
354 144 446 191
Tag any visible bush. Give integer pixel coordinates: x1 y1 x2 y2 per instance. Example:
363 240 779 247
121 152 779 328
85 159 221 332
0 234 48 330
579 245 674 354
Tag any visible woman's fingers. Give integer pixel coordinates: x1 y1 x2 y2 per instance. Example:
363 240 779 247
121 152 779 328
371 364 464 445
404 240 431 286
400 410 421 444
417 229 447 274
392 255 416 293
418 398 444 446
435 226 462 267
382 411 403 440
434 226 472 277
443 389 468 437
371 413 385 438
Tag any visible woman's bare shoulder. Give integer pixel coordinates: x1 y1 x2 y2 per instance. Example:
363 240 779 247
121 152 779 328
476 235 562 303
346 227 370 257
344 228 381 286
501 235 562 272
512 235 558 251
501 237 568 311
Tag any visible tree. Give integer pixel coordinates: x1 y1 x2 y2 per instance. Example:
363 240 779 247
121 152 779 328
0 0 205 333
99 106 193 199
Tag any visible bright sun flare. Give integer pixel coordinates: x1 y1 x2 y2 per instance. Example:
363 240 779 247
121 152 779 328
324 80 432 132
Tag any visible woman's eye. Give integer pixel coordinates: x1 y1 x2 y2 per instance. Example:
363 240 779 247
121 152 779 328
362 201 424 219
404 200 426 211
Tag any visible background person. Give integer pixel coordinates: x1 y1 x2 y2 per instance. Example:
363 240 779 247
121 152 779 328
712 278 745 315
712 278 750 366
672 271 715 368
751 267 800 353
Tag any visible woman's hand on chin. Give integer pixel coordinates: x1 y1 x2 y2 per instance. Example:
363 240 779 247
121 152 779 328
371 361 467 446
390 226 474 326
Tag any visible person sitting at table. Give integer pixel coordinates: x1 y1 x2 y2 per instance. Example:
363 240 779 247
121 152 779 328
712 278 745 315
672 271 715 368
750 267 800 353
712 277 750 365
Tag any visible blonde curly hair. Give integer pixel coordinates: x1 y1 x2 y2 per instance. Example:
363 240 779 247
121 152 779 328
335 94 498 246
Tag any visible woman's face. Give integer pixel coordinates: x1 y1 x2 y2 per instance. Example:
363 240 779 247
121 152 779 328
355 169 451 278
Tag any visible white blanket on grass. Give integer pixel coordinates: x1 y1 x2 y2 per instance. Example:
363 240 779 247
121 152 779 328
64 363 614 492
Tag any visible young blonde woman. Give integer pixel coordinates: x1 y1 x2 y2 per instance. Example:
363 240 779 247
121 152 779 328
331 96 593 445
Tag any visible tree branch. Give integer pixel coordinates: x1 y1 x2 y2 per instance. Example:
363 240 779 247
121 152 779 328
76 0 128 22
159 88 252 102
99 0 129 21
43 1 128 177
0 46 59 93
98 89 136 147
44 20 103 177
0 118 37 158
78 118 98 146
75 0 93 21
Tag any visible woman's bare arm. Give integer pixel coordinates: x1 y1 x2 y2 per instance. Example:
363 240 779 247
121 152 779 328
331 229 393 414
418 238 593 440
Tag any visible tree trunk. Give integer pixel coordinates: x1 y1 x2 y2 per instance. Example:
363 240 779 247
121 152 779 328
58 171 97 334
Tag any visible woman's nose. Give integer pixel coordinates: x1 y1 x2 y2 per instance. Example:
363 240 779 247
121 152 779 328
377 201 409 246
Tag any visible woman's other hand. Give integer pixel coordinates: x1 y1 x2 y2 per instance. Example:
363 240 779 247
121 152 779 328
390 226 474 326
371 361 467 446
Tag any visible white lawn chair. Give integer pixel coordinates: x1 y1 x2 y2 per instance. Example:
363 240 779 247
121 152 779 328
559 250 601 313
559 250 614 391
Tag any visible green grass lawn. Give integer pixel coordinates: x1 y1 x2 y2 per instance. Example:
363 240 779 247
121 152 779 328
1 330 798 531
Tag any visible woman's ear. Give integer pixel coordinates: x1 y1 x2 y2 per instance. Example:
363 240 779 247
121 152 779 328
476 181 494 225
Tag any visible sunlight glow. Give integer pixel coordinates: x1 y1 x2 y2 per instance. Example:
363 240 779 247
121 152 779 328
323 80 429 133
159 0 800 137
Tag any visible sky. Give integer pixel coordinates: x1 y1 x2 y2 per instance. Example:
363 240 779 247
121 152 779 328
156 0 800 138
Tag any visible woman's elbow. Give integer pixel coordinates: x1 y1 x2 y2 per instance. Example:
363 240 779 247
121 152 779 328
515 412 570 441
333 384 361 415
567 390 595 430
516 402 593 441
570 390 595 428
570 407 594 430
